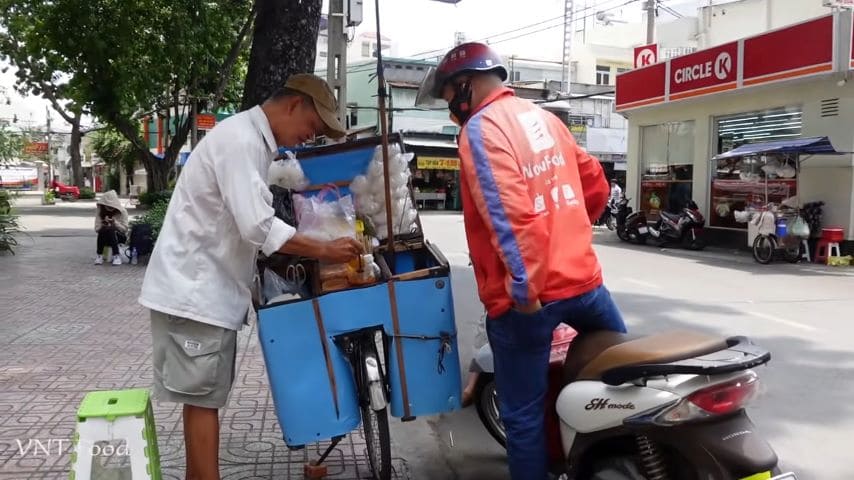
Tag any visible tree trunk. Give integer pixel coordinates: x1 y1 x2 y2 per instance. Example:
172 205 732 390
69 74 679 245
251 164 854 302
69 112 84 188
142 151 172 193
241 0 322 111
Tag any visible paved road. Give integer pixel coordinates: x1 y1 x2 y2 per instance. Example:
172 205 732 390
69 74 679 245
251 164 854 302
420 214 854 480
2 199 852 479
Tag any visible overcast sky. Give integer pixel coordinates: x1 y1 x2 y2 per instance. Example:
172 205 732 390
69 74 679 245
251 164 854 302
1 0 714 132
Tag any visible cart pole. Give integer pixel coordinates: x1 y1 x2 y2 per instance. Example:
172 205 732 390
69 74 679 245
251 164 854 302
374 0 396 264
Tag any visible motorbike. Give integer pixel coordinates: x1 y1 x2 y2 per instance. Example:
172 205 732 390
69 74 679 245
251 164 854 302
614 198 649 245
469 324 795 480
597 202 620 231
646 200 706 250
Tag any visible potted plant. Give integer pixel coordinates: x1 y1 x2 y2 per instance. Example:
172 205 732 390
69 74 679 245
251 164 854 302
42 189 56 205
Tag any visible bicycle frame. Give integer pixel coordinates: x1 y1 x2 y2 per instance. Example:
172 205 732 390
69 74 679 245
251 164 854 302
334 326 391 411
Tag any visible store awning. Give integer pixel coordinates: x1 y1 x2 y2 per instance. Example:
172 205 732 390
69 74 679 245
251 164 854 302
713 136 845 160
403 137 458 149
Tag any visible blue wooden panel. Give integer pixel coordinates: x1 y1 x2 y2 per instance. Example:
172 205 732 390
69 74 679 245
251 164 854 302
257 300 360 446
387 274 462 418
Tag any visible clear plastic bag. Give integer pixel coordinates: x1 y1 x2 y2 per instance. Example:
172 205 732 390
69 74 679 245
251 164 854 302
790 216 810 238
268 150 309 190
263 268 304 304
350 175 370 196
294 186 356 241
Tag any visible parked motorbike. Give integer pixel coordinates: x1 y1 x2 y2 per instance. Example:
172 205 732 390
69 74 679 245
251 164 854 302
469 325 795 480
614 198 649 244
646 200 706 250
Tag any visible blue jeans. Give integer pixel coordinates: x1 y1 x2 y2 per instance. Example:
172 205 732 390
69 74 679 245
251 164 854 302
485 284 626 480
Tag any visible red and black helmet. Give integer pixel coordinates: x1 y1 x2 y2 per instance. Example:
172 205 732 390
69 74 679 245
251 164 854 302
423 42 509 99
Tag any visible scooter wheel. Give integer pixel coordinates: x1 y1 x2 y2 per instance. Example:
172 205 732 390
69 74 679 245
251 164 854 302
474 374 506 448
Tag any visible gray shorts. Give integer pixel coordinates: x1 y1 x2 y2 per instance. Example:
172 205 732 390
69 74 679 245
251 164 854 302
150 311 238 409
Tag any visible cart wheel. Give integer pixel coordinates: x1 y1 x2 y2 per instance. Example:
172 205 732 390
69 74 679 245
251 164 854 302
361 405 392 480
752 234 776 264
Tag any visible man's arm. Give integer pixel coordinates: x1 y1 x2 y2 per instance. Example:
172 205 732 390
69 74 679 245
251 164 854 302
212 143 296 257
212 142 362 263
575 144 610 223
461 115 548 311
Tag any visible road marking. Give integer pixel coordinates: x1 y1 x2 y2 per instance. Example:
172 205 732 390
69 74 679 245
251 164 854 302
623 277 661 289
746 310 819 333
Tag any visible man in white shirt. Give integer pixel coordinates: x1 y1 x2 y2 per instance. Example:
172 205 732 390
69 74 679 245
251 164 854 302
609 178 623 208
138 74 362 480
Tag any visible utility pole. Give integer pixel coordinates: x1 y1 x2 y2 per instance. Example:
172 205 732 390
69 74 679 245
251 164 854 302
646 0 657 45
45 106 52 186
562 0 574 95
326 0 348 133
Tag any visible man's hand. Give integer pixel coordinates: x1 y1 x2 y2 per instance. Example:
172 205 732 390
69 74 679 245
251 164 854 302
278 234 364 262
513 299 542 315
318 237 364 263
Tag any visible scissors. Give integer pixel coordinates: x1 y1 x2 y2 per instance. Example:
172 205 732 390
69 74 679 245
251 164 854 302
285 262 307 288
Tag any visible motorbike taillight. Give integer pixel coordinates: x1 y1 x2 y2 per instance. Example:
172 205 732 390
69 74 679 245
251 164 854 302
688 373 759 414
655 372 760 424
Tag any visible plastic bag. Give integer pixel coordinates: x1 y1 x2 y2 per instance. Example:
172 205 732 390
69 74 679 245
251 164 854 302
790 216 810 238
350 175 370 196
294 186 356 241
263 268 304 304
268 151 309 190
270 185 297 226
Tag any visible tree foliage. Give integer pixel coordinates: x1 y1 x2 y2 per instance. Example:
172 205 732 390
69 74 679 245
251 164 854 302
0 124 23 166
0 0 255 191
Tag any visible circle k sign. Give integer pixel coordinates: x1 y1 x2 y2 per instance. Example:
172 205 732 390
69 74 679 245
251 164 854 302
714 52 733 80
669 42 738 94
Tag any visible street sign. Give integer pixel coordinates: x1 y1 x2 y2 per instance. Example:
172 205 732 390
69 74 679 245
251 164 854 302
634 44 658 69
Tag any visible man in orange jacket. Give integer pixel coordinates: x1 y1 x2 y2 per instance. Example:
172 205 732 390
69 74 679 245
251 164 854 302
418 42 627 479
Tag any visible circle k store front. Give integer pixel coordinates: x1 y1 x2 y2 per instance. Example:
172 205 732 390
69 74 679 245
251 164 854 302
616 10 854 249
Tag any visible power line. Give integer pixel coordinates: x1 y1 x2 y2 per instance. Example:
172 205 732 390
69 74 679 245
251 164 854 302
329 0 640 77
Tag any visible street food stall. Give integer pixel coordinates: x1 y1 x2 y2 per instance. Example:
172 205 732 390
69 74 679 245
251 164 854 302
712 136 844 264
253 3 462 479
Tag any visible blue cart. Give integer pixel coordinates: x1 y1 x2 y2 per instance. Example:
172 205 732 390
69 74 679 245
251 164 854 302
256 135 462 480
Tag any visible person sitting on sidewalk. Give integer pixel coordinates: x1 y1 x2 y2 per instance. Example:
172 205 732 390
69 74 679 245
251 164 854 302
94 190 129 265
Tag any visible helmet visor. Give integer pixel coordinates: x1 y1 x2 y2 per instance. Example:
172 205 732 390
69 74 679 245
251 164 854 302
414 67 447 109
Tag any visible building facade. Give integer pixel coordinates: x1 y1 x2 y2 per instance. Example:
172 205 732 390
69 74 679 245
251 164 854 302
617 11 854 249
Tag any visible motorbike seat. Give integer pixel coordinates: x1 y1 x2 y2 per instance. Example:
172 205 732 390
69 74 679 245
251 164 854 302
563 330 728 385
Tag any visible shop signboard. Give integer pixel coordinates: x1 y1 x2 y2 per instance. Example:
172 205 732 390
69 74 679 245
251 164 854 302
634 44 658 69
416 156 459 170
23 142 48 155
0 166 39 188
669 42 738 101
742 15 834 87
196 114 216 130
615 62 666 110
616 14 839 111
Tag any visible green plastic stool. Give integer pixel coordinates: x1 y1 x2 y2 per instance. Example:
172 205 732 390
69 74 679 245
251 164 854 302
69 389 161 480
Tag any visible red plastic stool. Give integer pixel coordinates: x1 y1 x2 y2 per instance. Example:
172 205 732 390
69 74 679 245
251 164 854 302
815 228 844 264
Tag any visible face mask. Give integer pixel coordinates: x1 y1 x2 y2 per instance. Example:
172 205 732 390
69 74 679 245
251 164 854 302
448 80 473 126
